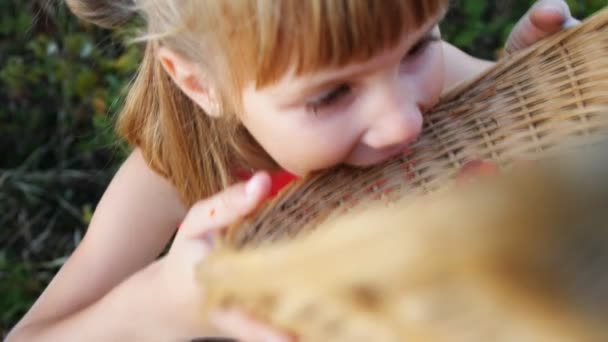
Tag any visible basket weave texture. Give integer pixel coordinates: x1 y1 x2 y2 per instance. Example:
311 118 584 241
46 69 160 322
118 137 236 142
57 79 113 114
201 157 608 341
225 7 608 248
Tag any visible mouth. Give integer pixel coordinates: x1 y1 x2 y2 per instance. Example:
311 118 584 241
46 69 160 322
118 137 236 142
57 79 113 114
346 144 413 167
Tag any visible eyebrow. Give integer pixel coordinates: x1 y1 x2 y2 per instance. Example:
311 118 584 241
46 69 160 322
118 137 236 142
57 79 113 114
275 19 442 108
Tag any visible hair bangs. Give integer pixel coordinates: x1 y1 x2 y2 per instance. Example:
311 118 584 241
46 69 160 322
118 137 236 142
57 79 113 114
251 0 449 88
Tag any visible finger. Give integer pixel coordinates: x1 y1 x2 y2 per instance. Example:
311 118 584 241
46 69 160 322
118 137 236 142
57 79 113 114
506 0 571 53
209 309 293 342
179 172 271 241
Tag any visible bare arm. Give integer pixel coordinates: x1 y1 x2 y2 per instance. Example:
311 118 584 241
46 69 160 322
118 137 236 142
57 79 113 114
7 149 190 341
8 261 188 341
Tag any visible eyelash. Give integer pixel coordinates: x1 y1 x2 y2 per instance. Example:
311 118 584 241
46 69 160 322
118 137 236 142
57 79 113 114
306 84 352 115
408 34 440 57
305 34 440 115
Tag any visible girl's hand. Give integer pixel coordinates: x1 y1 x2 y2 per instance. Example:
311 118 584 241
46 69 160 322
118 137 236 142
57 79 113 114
505 0 580 54
159 172 292 341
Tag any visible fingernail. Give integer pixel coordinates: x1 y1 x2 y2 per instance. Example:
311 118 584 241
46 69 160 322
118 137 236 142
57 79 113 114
246 173 262 197
542 4 563 15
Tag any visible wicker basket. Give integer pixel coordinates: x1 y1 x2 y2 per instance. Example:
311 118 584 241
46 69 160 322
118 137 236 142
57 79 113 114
197 7 608 341
224 7 608 248
199 153 608 341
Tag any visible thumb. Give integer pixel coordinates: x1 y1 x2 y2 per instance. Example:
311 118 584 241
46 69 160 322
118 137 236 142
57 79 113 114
177 172 271 243
506 0 572 53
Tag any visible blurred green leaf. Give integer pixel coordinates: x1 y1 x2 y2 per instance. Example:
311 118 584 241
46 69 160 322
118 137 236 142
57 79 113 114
74 69 99 96
463 0 486 19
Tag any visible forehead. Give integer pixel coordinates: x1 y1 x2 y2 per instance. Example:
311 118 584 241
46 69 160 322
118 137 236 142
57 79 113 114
252 19 442 103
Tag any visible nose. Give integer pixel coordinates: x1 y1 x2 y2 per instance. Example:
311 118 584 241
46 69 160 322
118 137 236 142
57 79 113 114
361 84 424 150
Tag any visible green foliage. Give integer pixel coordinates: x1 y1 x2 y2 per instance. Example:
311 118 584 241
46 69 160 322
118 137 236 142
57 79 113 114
0 251 50 334
0 1 139 336
441 0 606 59
0 1 137 168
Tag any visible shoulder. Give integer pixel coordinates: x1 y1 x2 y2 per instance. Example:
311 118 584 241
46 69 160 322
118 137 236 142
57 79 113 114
91 148 187 235
441 41 495 93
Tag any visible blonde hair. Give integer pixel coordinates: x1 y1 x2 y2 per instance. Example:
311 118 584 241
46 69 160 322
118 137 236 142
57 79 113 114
66 0 449 205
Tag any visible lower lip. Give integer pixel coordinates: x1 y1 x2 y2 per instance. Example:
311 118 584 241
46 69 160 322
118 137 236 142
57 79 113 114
380 146 407 160
359 145 411 166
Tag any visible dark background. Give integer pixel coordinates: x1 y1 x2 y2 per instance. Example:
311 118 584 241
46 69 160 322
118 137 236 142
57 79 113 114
0 0 605 336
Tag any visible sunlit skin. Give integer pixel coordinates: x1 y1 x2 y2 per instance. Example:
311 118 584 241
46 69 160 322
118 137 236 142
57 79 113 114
241 20 444 176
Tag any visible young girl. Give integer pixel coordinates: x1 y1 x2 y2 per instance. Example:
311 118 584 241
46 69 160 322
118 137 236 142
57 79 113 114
8 0 578 341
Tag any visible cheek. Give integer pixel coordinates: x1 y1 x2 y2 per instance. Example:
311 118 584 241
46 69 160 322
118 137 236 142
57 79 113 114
252 119 357 175
240 92 357 175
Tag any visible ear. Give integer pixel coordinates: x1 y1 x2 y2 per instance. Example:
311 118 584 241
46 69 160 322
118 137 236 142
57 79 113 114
157 46 220 117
